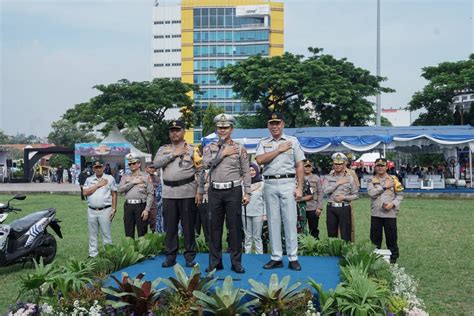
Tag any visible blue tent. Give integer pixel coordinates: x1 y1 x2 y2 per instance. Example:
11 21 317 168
203 125 474 154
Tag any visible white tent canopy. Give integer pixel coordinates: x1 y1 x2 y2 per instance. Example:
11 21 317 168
102 127 152 162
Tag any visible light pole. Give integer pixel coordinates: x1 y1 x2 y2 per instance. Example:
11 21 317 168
375 0 381 126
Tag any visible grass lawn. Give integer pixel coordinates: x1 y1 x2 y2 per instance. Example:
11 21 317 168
0 194 473 315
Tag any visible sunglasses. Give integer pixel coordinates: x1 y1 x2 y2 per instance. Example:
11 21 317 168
128 162 138 166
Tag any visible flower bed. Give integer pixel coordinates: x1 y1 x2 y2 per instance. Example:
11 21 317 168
7 233 428 315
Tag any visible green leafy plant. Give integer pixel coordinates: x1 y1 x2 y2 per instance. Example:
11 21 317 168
248 274 304 313
298 234 320 256
47 259 95 299
196 233 209 253
101 272 162 315
193 276 257 316
18 258 57 303
98 241 144 273
18 258 96 304
134 233 166 258
308 279 338 315
388 295 409 316
341 241 390 279
326 238 349 257
336 265 390 315
162 263 217 300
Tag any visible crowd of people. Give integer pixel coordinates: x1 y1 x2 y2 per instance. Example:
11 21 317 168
81 112 404 272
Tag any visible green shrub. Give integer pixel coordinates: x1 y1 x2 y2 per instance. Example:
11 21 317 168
101 272 162 315
298 234 319 256
193 276 258 316
336 264 391 315
248 274 304 314
98 241 144 274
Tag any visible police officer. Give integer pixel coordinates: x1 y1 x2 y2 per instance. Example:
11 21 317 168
202 114 251 274
144 162 160 233
322 153 359 242
367 158 404 263
154 120 203 268
255 112 305 271
302 160 324 239
83 159 118 258
345 153 359 242
118 153 154 239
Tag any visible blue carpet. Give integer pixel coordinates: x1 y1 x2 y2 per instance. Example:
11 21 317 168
106 253 340 292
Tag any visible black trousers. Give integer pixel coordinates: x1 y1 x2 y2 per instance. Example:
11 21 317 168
163 198 197 262
195 202 210 242
326 205 352 242
124 202 148 239
306 210 320 239
370 216 399 262
208 186 242 268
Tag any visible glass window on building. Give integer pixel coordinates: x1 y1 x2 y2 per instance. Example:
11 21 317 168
194 130 202 144
202 14 209 28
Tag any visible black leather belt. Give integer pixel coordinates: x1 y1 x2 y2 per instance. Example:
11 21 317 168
163 175 195 187
263 174 295 180
89 205 111 211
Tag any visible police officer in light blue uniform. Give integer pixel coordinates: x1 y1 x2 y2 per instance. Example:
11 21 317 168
255 112 306 271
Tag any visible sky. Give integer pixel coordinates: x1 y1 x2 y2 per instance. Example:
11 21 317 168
1 0 472 137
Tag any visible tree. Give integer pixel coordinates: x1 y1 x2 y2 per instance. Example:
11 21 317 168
64 78 197 156
217 48 393 127
217 52 308 127
235 110 268 129
48 119 98 149
408 54 474 126
202 104 224 137
381 116 393 126
303 48 394 127
49 154 73 168
0 130 9 144
9 133 42 144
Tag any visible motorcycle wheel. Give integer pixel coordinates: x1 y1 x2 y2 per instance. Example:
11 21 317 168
35 233 57 264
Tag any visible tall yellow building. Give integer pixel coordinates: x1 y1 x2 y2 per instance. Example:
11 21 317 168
152 0 284 143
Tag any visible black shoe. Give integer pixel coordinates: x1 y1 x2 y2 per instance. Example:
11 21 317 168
186 260 197 267
162 259 177 268
231 265 245 274
288 260 301 271
205 263 224 273
263 260 283 269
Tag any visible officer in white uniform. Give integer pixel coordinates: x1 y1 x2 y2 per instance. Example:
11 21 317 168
255 112 306 271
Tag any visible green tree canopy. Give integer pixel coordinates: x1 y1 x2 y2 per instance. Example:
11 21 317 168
217 47 393 127
202 104 224 137
408 54 474 125
64 78 197 155
0 130 9 144
48 119 98 148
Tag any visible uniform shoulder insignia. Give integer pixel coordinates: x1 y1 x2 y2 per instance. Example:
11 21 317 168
391 175 404 192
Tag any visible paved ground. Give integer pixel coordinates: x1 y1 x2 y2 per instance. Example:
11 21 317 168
0 183 80 195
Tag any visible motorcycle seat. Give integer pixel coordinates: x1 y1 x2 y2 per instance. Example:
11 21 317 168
9 209 55 234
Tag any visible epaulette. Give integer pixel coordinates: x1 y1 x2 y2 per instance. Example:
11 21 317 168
391 175 404 192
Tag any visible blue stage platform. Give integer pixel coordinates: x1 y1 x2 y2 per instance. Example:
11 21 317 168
106 253 341 293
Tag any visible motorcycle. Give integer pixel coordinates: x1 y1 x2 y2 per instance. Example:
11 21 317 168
0 195 62 267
